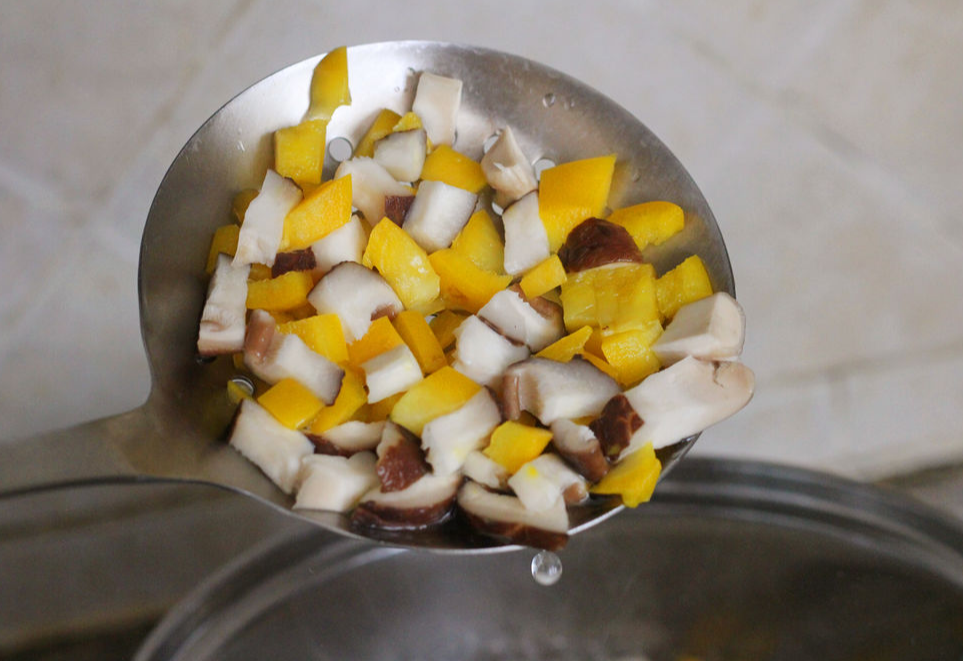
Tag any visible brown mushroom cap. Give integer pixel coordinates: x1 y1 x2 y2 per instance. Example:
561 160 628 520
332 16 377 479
271 248 317 278
376 422 430 492
590 394 643 459
351 474 461 530
558 217 643 272
384 194 415 226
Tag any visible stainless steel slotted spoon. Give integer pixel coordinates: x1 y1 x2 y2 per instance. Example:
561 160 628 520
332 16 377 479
0 41 733 552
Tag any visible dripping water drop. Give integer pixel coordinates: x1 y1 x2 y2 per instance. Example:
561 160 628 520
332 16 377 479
531 550 562 586
542 92 556 108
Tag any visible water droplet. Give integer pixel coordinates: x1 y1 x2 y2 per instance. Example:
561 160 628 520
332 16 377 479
230 375 255 397
236 140 246 152
327 136 354 163
564 98 576 110
531 550 562 586
631 168 642 182
541 92 556 108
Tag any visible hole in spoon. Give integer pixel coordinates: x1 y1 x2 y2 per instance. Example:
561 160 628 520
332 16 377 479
533 157 555 182
327 136 354 163
229 375 255 397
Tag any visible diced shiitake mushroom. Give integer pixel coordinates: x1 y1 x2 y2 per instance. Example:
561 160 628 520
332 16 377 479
462 450 509 490
307 420 385 456
549 418 610 482
502 357 620 425
457 481 569 551
228 399 314 495
403 180 477 253
233 169 302 267
352 473 462 530
595 356 755 459
362 344 424 403
451 315 530 388
502 191 550 276
244 310 344 404
334 157 410 224
480 126 537 209
652 292 746 365
412 72 462 147
508 453 588 513
310 214 366 272
294 452 379 512
307 262 403 342
375 422 430 492
557 217 643 272
421 388 502 476
373 128 427 182
197 254 249 356
477 287 564 352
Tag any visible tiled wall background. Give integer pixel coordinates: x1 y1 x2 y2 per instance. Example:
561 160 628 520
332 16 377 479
2 0 962 481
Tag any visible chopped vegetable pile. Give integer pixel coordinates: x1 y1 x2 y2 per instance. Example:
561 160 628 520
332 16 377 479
197 46 754 550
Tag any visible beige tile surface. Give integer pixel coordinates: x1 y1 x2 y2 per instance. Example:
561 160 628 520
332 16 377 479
1 0 961 480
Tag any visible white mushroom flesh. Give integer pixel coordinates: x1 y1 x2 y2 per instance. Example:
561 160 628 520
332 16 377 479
462 450 509 490
411 72 462 147
362 344 424 403
229 399 314 495
652 292 746 366
403 179 477 253
310 214 366 273
481 126 537 208
502 191 550 276
294 452 379 512
197 254 250 356
452 315 530 387
373 128 427 182
422 388 502 476
458 480 569 534
307 262 402 341
478 288 564 352
233 169 302 267
505 357 620 425
334 157 410 224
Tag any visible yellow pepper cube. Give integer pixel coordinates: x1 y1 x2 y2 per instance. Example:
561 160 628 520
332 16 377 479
246 271 314 312
429 310 469 351
309 370 367 434
232 189 258 224
600 327 663 387
450 209 504 274
579 352 620 381
205 224 240 274
362 218 441 312
308 46 350 121
393 310 447 374
420 145 487 193
360 392 404 423
277 314 348 365
591 442 662 507
560 263 660 334
280 174 352 251
258 377 325 429
390 366 481 436
429 248 512 314
483 422 553 475
539 154 617 251
656 255 714 319
393 111 424 132
536 325 593 362
274 119 327 187
607 201 684 251
354 108 402 158
248 264 273 282
347 317 404 370
519 254 567 299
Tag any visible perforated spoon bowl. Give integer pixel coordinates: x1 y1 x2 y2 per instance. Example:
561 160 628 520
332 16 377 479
0 41 733 552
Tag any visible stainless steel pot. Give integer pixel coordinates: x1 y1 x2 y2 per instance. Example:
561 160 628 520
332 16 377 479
134 458 963 660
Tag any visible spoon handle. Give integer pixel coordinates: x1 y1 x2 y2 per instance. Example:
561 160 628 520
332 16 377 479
0 407 151 497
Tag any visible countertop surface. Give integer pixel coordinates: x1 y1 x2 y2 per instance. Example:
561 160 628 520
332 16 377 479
3 1 961 480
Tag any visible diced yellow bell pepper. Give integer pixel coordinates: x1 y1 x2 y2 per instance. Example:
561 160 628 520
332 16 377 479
248 264 273 282
359 391 405 423
258 377 325 429
307 46 350 121
591 442 662 507
519 254 567 299
309 370 366 434
600 325 663 387
560 263 659 334
246 271 314 312
429 248 512 314
232 189 258 224
274 119 327 187
607 201 684 251
579 351 620 381
390 365 481 436
536 325 593 362
420 145 487 193
205 224 240 274
393 111 423 132
354 108 403 158
429 310 468 351
393 310 447 374
226 378 253 405
483 422 553 474
539 154 617 251
362 218 440 312
347 316 404 370
277 313 348 364
656 255 713 319
279 174 352 251
450 209 504 274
